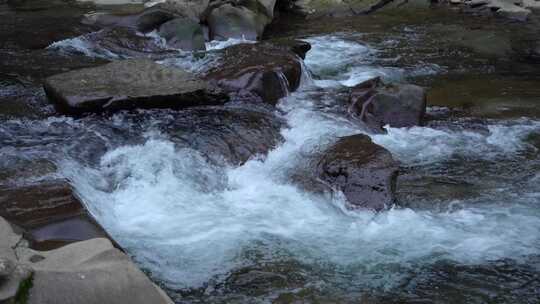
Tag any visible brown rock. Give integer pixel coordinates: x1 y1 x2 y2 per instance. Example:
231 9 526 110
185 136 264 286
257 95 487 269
0 181 111 250
317 134 399 210
204 41 308 105
349 77 426 131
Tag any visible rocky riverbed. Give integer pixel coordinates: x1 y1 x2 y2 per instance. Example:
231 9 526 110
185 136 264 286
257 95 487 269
1 0 540 303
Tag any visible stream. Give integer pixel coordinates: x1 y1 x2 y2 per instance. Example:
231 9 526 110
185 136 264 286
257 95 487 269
1 3 540 303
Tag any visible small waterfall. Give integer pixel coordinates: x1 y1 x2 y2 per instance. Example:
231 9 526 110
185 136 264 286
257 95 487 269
276 70 291 97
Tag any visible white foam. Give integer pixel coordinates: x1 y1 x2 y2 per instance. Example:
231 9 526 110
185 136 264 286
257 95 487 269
59 33 540 292
372 120 540 165
303 35 403 87
63 93 540 290
48 33 120 59
205 37 256 51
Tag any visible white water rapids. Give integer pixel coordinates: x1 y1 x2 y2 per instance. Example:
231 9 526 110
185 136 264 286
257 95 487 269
56 35 540 294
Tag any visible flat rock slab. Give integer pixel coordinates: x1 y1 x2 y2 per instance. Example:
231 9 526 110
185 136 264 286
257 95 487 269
44 59 228 114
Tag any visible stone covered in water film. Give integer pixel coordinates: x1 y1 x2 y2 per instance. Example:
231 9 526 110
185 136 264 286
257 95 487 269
317 134 399 210
204 40 310 105
349 77 426 131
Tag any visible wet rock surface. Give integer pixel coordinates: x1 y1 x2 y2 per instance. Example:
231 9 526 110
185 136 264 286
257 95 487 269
44 59 229 114
204 41 308 105
2 2 540 304
317 134 399 210
0 180 112 250
165 105 284 165
349 77 427 131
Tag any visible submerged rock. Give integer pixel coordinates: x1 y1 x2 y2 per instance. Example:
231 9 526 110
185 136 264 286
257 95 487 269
44 59 228 114
349 77 426 131
0 180 112 250
317 134 398 210
204 41 309 105
166 106 284 165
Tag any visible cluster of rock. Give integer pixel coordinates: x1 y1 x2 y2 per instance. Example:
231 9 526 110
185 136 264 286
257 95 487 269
42 41 425 212
312 77 426 210
25 1 430 300
83 0 290 51
450 0 540 21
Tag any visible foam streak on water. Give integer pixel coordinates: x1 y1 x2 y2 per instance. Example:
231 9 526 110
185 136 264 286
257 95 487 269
60 35 540 294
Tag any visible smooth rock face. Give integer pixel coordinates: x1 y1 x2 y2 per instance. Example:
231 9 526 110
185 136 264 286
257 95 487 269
43 59 228 114
0 181 111 250
207 3 265 40
158 17 206 51
135 6 177 32
317 134 398 210
156 0 210 22
17 238 173 304
349 77 426 131
0 217 32 303
204 42 307 105
0 216 173 304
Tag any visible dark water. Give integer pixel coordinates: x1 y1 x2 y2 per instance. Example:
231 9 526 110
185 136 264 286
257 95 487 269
1 3 540 303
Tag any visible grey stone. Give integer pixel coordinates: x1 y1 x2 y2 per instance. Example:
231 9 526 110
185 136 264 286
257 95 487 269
158 17 206 51
207 3 266 40
15 238 173 304
349 77 426 131
487 0 531 21
43 59 229 114
0 217 33 304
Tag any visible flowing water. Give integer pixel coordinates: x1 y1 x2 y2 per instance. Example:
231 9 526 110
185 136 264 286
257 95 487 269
1 4 540 304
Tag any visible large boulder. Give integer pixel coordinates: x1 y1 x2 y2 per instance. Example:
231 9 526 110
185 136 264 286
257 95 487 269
43 59 229 114
155 0 211 22
81 1 209 31
0 218 32 304
316 134 398 210
207 3 267 40
204 41 309 105
0 216 173 304
18 238 173 304
158 17 206 51
348 77 426 131
0 180 112 250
